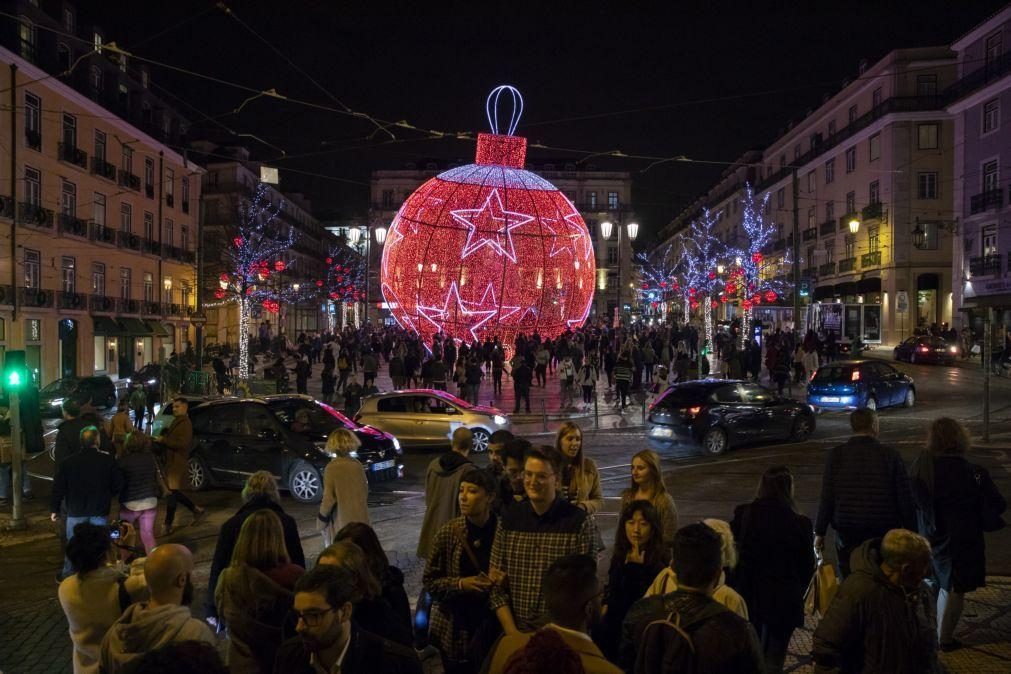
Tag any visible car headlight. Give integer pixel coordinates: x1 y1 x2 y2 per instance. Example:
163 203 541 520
949 346 957 353
146 379 157 385
50 397 64 406
493 414 507 426
391 436 401 452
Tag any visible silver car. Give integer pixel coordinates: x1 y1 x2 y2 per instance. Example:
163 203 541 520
354 389 511 453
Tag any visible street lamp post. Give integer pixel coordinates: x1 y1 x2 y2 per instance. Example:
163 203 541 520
292 283 300 335
600 219 639 327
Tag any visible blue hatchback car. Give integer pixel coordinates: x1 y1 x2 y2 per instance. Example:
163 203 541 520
807 360 915 411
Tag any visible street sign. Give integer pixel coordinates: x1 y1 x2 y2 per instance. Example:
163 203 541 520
189 313 207 326
896 291 909 313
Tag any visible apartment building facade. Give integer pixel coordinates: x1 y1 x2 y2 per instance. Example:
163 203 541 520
372 161 636 322
948 6 1011 334
0 42 200 386
195 143 334 344
659 48 958 346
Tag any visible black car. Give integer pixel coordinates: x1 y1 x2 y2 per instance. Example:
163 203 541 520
185 395 402 503
127 363 162 403
647 380 816 455
893 336 957 365
39 376 117 416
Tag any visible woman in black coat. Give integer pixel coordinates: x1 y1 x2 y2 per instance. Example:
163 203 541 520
913 417 1007 651
731 466 815 674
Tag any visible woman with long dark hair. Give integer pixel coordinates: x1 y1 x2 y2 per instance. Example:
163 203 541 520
913 417 1007 651
620 449 678 548
335 522 411 639
595 500 669 659
730 465 815 673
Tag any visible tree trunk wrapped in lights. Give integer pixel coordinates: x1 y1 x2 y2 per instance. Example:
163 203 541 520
676 212 725 377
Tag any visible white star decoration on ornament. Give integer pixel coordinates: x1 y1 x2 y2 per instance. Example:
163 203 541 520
543 212 592 260
478 282 521 322
418 282 497 343
451 189 534 262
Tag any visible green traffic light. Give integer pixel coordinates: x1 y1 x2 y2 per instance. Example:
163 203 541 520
7 370 22 388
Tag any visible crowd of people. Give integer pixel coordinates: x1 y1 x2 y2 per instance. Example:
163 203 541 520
46 386 1007 674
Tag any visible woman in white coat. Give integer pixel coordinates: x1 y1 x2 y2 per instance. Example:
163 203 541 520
317 428 370 546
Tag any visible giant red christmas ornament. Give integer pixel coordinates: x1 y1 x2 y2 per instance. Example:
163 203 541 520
381 86 595 347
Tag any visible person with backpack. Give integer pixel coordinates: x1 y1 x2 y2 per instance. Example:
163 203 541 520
613 352 633 411
619 523 763 674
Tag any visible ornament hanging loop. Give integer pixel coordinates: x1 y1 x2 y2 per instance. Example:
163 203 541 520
486 85 524 136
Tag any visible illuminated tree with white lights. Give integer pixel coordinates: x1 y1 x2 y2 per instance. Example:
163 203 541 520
636 244 682 322
323 244 367 330
212 184 298 380
678 210 726 372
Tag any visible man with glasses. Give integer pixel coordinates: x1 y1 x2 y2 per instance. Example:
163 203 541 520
273 564 421 674
488 445 595 633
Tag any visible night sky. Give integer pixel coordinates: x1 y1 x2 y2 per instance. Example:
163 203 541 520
89 0 1005 242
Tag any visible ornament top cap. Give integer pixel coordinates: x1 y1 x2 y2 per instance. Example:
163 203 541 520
476 85 527 168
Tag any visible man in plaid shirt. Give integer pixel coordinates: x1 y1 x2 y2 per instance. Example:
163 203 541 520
489 445 596 633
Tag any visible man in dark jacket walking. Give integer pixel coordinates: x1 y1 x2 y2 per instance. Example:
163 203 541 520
51 425 123 579
815 408 916 577
512 360 533 414
206 470 306 624
619 523 764 673
416 427 473 558
811 529 938 673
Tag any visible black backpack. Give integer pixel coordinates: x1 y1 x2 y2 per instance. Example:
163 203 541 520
634 601 727 674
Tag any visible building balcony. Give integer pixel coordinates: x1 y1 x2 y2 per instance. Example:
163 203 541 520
819 262 837 276
90 157 117 181
25 130 41 151
838 257 857 273
88 223 118 245
0 195 14 219
820 220 836 236
58 143 88 169
970 189 1003 215
969 254 1002 277
118 297 141 314
181 200 189 214
90 294 116 312
58 212 89 237
165 194 174 208
141 301 163 316
861 202 883 221
861 251 882 268
19 287 53 308
839 212 859 231
0 285 13 305
118 170 141 191
18 202 54 228
145 184 155 199
117 230 143 250
167 303 183 317
802 227 818 242
57 291 88 311
143 238 161 255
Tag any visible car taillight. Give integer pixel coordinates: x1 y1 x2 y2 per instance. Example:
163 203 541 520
851 370 861 382
684 406 702 416
809 370 818 382
918 346 930 353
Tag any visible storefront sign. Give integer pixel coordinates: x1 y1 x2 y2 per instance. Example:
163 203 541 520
896 291 909 313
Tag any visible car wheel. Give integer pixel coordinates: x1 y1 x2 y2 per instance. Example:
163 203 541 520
187 455 210 491
470 428 490 453
904 388 915 408
288 461 323 503
792 415 813 441
864 396 878 411
702 427 728 456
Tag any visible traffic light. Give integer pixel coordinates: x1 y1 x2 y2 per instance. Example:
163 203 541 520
3 350 27 390
799 279 811 298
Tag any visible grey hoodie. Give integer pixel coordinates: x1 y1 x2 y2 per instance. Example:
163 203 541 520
100 602 215 673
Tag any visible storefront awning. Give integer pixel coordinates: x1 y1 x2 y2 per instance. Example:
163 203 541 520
144 320 170 337
835 282 858 296
960 292 1011 310
814 285 835 300
92 316 125 335
857 277 881 293
118 317 152 335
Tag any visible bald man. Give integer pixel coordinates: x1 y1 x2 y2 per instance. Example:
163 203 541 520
101 544 214 674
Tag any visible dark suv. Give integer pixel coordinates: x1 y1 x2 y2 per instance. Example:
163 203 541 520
185 395 402 503
39 376 118 416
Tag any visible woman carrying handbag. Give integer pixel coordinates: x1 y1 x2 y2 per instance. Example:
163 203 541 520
912 417 1007 651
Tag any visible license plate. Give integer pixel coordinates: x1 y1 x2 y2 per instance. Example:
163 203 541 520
372 460 395 472
821 396 841 403
650 427 673 438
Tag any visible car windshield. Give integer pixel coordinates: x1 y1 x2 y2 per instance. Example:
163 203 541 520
270 400 355 434
813 365 857 382
40 379 76 395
